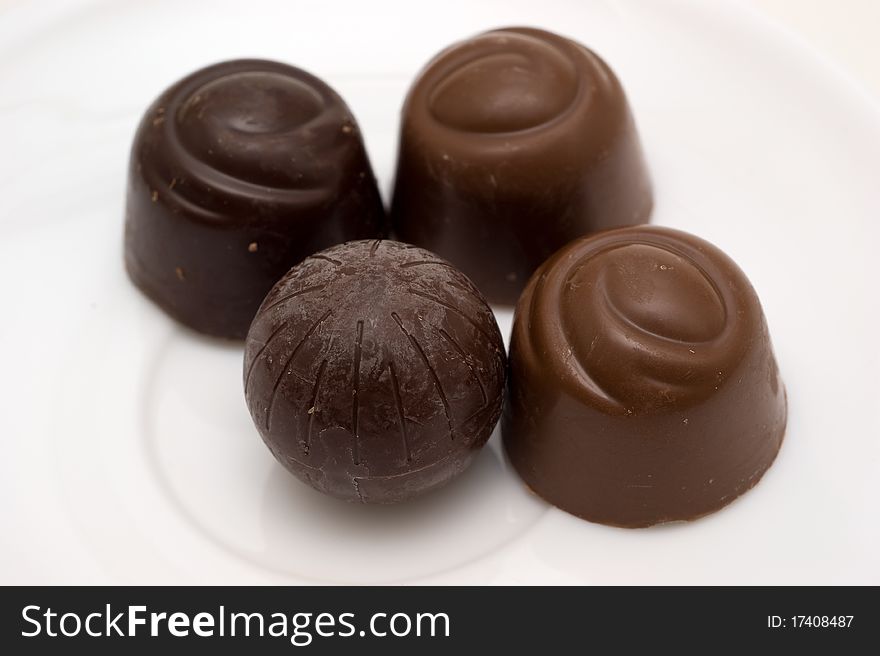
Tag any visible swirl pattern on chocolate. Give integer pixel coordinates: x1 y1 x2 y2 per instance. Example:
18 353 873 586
244 240 506 503
142 60 370 218
124 59 385 338
521 229 753 414
409 28 604 154
427 34 580 133
391 28 652 304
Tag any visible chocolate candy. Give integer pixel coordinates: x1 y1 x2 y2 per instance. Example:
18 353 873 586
244 240 506 503
124 59 385 338
390 27 652 305
503 226 787 527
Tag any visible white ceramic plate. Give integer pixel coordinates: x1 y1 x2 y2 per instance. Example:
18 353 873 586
1 0 878 585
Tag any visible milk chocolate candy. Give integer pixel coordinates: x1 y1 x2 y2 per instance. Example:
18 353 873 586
244 240 506 503
503 226 787 527
390 27 652 305
125 59 385 338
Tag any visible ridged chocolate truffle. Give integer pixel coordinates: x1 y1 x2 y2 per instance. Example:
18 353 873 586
503 226 786 527
390 27 652 305
244 240 506 503
125 59 385 338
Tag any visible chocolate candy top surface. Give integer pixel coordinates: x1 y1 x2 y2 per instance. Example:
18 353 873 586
525 228 758 414
244 240 506 503
503 226 786 527
124 59 385 338
391 27 652 305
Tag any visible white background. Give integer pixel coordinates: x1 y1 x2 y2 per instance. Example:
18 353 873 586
747 0 880 101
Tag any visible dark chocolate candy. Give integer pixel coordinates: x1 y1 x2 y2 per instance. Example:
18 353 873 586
503 226 787 527
390 27 652 305
244 240 506 503
124 59 385 338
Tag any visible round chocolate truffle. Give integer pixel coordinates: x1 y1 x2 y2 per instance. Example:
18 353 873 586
124 59 385 338
244 240 506 503
390 27 652 305
503 226 787 527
